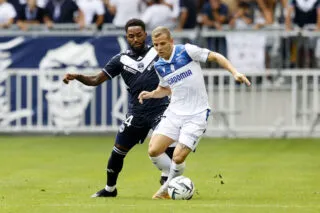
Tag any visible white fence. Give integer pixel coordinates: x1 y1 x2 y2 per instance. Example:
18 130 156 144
1 69 320 138
204 69 320 138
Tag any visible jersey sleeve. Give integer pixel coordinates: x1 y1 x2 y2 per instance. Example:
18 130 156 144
96 0 105 15
109 0 117 7
102 54 122 78
7 4 17 19
185 43 210 63
141 8 152 24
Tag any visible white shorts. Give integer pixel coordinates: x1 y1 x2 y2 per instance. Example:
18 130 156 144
153 109 210 151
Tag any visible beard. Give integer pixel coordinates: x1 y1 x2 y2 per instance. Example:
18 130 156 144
130 43 145 54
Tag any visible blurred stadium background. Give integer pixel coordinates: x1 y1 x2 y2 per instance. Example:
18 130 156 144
1 0 320 137
1 0 320 212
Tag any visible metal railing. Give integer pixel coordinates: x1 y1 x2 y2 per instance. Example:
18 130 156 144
1 69 320 137
1 27 320 137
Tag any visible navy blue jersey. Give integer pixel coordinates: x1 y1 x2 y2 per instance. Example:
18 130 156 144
102 45 169 116
291 0 320 27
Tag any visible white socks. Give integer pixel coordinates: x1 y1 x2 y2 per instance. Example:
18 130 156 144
105 185 116 192
162 161 185 190
150 153 171 176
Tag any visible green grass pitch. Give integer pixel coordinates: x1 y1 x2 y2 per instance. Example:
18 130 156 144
0 136 319 213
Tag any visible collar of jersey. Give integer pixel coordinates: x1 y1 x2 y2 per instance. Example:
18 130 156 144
127 45 149 57
161 45 176 63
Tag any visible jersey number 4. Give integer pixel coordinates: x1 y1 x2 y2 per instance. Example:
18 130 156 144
124 115 133 127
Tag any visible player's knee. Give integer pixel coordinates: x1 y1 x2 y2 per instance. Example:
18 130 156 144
148 142 167 157
148 146 162 157
148 136 172 157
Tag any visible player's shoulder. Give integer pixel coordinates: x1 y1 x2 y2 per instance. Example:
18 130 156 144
174 44 186 53
108 53 123 63
112 49 140 60
175 43 199 53
121 46 155 58
184 43 199 51
121 49 133 57
175 43 197 59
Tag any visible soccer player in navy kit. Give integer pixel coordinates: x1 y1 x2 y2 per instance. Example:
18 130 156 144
63 19 175 197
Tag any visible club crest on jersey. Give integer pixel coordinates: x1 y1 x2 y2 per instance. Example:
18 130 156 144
137 62 144 71
157 66 169 77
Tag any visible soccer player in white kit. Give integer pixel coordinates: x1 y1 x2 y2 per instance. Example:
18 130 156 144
138 26 251 199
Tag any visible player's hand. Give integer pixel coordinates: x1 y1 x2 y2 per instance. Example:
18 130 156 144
233 72 251 86
138 91 154 104
63 73 77 84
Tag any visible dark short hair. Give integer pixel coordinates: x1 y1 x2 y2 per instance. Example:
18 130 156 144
125 19 146 32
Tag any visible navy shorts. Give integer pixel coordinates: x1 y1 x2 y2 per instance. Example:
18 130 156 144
114 109 164 150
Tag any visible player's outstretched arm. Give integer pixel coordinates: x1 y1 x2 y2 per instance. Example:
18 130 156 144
63 71 109 86
138 86 171 104
207 52 251 86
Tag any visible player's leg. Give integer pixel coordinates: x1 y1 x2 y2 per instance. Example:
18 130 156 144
159 143 191 190
149 110 182 199
152 109 210 199
152 142 190 199
160 142 177 185
148 133 176 177
148 134 176 199
149 109 181 183
150 110 178 185
92 123 149 198
92 143 129 198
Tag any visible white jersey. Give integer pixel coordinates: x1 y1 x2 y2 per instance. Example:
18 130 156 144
76 0 105 26
0 2 16 24
109 0 143 27
141 4 175 30
154 44 210 115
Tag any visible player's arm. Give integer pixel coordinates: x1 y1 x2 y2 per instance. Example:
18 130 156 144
138 86 171 104
207 51 251 86
105 0 116 15
285 4 294 31
317 6 320 31
63 71 109 86
175 7 188 31
256 0 273 24
63 54 121 86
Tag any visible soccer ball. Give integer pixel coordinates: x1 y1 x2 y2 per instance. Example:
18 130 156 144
168 176 195 200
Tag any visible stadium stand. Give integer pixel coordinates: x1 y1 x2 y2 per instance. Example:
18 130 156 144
1 0 320 137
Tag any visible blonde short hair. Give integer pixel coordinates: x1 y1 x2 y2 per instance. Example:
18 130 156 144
151 26 172 39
